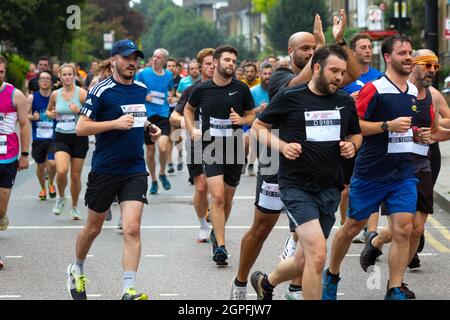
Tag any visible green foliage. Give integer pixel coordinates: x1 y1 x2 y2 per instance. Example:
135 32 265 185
324 26 360 45
2 53 31 90
265 0 329 54
252 0 278 13
225 35 258 62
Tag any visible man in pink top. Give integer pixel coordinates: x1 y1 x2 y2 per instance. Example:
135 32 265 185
0 56 30 269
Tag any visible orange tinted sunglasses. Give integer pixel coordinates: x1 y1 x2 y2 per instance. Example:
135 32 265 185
415 62 441 71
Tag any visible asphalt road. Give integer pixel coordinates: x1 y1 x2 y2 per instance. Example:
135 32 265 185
1 147 449 300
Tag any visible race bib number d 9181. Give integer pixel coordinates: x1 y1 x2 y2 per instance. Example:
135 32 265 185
388 129 413 154
305 110 341 142
210 117 233 137
258 181 283 211
121 104 147 128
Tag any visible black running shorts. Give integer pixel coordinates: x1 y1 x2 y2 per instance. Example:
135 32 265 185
54 133 89 159
32 140 55 164
0 161 18 189
144 115 171 145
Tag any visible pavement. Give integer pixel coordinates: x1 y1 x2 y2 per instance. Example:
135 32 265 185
433 141 450 212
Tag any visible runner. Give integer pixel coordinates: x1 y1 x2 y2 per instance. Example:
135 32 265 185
170 48 215 242
0 55 31 269
241 62 261 89
136 48 174 194
250 45 361 300
67 39 161 300
184 45 256 266
46 64 89 220
358 49 450 298
322 35 420 300
27 70 57 201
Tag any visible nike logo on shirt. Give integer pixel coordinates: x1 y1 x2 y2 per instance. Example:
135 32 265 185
229 91 239 96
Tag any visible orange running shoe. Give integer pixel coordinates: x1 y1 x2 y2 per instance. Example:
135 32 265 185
48 184 57 199
39 189 47 201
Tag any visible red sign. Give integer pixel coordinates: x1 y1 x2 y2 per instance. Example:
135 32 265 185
445 19 450 40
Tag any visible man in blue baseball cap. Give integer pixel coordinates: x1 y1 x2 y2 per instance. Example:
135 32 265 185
111 39 145 59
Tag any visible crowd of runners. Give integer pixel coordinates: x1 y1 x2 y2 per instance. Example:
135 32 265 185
1 10 450 300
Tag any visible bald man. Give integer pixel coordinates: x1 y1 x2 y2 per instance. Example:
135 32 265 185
358 49 450 299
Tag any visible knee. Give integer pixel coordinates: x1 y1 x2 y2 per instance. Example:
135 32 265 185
85 225 102 240
251 224 272 242
308 251 327 274
195 181 208 198
210 192 225 206
412 224 425 239
342 223 363 239
71 172 81 182
393 223 413 241
123 223 141 239
57 167 69 177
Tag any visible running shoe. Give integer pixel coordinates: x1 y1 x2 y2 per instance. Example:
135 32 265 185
70 208 81 221
283 288 303 300
39 189 47 201
105 209 112 222
48 184 57 199
401 283 416 299
352 229 367 243
159 174 171 190
177 150 184 171
167 163 175 174
213 246 228 266
188 177 194 185
247 164 255 176
384 287 408 300
66 263 88 300
230 279 247 300
360 231 382 272
280 234 297 261
210 229 218 252
121 287 148 300
250 271 273 300
408 253 421 269
322 269 340 300
0 216 9 231
149 181 158 195
0 256 4 269
53 197 66 216
241 163 247 175
117 216 123 231
417 233 425 253
197 227 210 243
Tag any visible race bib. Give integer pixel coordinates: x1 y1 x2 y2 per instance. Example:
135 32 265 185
150 91 165 106
36 121 54 139
258 181 284 211
121 104 147 128
0 135 6 154
388 129 413 154
412 142 429 156
56 114 76 132
210 117 233 137
305 110 341 142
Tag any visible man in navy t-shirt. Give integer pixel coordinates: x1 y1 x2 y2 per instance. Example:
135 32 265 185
66 39 161 301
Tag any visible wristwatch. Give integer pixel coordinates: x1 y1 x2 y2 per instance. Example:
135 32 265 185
381 121 389 132
21 152 29 157
337 39 347 47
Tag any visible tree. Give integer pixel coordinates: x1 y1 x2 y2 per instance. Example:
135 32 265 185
252 0 278 14
265 0 329 54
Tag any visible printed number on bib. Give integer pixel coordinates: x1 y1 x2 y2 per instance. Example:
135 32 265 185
0 135 7 154
150 91 165 106
121 104 147 128
388 129 413 154
210 117 233 137
412 142 429 156
56 115 76 132
258 181 283 211
36 121 54 139
305 110 341 142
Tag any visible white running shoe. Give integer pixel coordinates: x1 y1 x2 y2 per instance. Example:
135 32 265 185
70 208 81 221
0 216 9 231
283 288 303 300
280 234 297 261
197 227 210 243
53 197 66 216
230 279 247 300
105 209 112 222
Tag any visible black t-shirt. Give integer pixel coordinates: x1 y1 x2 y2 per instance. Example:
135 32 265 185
258 84 361 192
268 67 295 100
175 80 200 120
188 78 255 141
173 75 182 92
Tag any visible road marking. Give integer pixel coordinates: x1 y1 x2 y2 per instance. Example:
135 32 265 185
145 255 164 258
0 295 21 299
345 254 360 257
160 294 179 297
424 230 450 253
5 256 22 259
87 294 102 298
427 216 450 241
87 255 94 258
418 253 439 256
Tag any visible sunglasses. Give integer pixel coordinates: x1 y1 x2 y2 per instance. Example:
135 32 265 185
415 62 441 71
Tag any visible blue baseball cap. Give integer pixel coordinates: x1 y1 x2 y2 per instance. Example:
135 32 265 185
111 39 144 59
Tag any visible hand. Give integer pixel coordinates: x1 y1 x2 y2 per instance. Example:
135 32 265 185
180 117 186 130
114 114 135 130
340 141 356 159
280 142 302 160
230 108 243 125
333 9 347 44
149 124 162 143
48 110 58 120
146 94 152 103
313 14 326 47
414 127 431 144
68 103 80 114
388 117 412 133
169 96 179 104
18 156 29 171
350 91 360 101
192 128 202 141
33 111 40 121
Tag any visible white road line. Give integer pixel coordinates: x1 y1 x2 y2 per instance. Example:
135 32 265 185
160 294 179 297
418 253 439 256
0 295 21 299
5 256 22 259
145 255 165 258
345 254 361 257
87 255 94 258
87 294 102 298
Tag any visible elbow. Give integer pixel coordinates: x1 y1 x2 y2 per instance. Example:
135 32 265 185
76 123 87 137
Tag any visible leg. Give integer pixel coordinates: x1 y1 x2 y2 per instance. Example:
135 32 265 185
0 188 12 221
46 159 56 187
75 209 107 260
193 174 209 221
55 152 70 198
70 158 85 208
121 201 144 272
339 185 349 225
146 145 157 182
223 182 237 223
367 211 380 233
267 242 306 287
207 175 226 246
36 163 46 190
158 135 171 176
409 212 428 262
236 208 279 283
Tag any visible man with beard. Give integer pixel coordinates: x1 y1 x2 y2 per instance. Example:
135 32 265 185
358 49 450 299
184 45 256 266
67 40 161 300
242 62 261 89
250 45 362 300
322 35 420 300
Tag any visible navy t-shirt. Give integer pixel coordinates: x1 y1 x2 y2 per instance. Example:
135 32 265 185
354 75 418 182
80 77 148 174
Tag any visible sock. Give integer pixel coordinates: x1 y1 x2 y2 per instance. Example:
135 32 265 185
234 278 247 287
123 271 137 293
73 259 85 275
289 284 302 292
200 218 209 229
261 275 274 292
